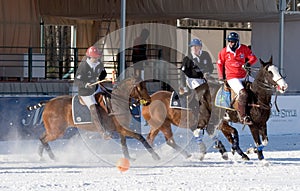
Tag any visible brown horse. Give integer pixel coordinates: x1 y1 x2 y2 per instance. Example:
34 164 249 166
27 77 160 161
142 81 228 160
216 57 288 160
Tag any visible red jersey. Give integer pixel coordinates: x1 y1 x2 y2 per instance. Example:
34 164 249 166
217 44 257 80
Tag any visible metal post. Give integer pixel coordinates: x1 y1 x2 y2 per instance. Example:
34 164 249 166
120 0 126 79
40 18 44 54
28 48 32 82
74 48 78 75
279 0 286 73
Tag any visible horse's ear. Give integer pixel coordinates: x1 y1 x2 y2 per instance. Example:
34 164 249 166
269 56 273 63
259 58 264 65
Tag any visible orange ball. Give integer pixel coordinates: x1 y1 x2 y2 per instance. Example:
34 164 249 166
116 158 130 172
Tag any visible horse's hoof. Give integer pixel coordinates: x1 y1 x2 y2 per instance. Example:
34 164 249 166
39 157 46 162
48 154 56 161
152 153 160 160
258 152 264 160
221 152 229 160
231 149 236 155
181 150 192 159
199 153 206 161
242 154 250 161
128 157 136 162
185 153 192 159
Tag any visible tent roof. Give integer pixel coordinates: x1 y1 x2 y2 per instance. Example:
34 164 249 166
38 0 288 22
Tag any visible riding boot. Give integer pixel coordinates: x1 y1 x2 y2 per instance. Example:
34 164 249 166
238 89 253 125
90 104 111 139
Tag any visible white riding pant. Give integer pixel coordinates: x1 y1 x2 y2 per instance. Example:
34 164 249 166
186 77 206 89
227 76 254 95
80 86 104 109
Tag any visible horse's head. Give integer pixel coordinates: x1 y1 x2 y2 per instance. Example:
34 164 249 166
259 57 288 94
129 77 151 106
127 77 151 105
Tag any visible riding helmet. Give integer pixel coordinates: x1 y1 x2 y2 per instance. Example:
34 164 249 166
189 38 202 47
86 46 102 58
226 32 239 42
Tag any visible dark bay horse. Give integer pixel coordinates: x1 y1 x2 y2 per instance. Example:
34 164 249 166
142 82 228 160
27 77 160 161
216 57 288 160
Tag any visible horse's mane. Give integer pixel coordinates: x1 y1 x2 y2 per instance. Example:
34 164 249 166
112 76 139 96
110 76 140 114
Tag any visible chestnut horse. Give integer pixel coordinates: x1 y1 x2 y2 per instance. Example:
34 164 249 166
27 77 160 161
142 81 228 160
216 57 288 160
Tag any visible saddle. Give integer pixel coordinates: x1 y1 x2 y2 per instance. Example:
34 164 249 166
72 92 112 125
215 81 254 111
72 95 92 124
170 90 198 110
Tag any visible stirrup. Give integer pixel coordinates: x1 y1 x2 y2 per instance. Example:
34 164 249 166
241 116 253 125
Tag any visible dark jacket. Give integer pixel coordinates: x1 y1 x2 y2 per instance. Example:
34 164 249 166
132 36 147 63
74 61 107 96
181 51 214 78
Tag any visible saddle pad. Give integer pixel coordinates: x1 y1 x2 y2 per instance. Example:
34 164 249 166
214 87 235 110
169 91 191 110
72 95 92 124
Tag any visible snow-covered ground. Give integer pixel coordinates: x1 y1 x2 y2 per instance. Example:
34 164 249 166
0 126 300 191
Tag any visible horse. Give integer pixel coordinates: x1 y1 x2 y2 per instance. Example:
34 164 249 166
215 57 288 160
142 80 228 161
27 77 160 161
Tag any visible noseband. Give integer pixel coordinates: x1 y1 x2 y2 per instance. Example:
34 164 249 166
131 82 150 106
249 66 281 92
248 66 284 112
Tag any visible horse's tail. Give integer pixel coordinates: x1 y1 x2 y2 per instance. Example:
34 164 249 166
27 101 48 111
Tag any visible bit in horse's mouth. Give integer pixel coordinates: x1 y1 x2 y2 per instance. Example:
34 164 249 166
141 100 151 106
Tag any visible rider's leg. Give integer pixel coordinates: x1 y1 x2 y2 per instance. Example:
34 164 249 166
90 104 111 139
81 95 111 139
238 89 253 125
227 78 253 125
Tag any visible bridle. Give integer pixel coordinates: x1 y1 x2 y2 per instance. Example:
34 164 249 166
129 81 151 106
98 79 150 106
246 65 285 92
246 65 285 112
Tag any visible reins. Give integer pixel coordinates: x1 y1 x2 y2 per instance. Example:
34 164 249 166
245 66 280 112
92 79 148 116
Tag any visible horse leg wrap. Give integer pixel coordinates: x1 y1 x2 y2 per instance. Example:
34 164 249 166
214 140 227 155
122 145 131 159
44 143 55 160
257 145 264 152
256 145 265 160
231 131 249 160
38 144 44 158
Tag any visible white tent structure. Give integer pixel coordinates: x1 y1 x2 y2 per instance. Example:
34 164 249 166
1 0 300 91
38 0 300 92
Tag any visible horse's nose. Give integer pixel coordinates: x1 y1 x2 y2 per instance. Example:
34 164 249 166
278 83 288 93
283 84 288 92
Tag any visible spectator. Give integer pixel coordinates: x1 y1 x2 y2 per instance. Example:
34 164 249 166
132 28 150 77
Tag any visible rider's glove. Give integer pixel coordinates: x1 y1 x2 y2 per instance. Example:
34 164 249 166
218 78 225 84
85 83 92 88
242 62 251 70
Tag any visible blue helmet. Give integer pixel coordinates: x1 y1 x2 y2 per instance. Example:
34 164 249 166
226 32 239 42
189 38 202 47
